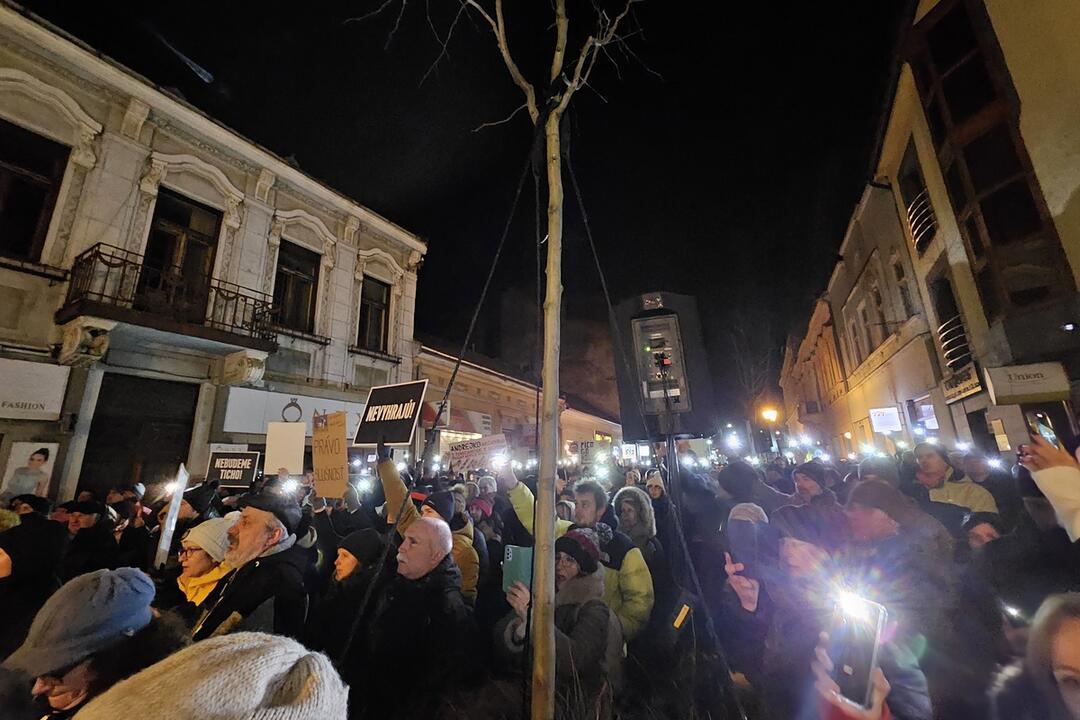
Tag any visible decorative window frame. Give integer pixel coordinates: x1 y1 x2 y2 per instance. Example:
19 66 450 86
264 208 338 338
350 233 406 358
129 152 245 284
0 68 103 267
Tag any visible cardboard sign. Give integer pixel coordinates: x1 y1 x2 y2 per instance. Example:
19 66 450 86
206 451 260 489
353 380 428 447
266 422 306 475
450 433 508 471
312 411 349 498
579 440 610 465
154 464 189 569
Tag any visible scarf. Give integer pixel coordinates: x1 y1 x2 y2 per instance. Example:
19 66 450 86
177 563 232 606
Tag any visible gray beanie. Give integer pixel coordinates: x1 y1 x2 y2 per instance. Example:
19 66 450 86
181 515 239 563
3 568 154 677
728 502 769 525
72 632 348 720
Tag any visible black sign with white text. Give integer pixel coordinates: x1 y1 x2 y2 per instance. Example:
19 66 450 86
206 451 261 488
353 380 428 447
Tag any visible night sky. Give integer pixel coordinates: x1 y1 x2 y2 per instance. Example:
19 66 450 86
21 0 906 421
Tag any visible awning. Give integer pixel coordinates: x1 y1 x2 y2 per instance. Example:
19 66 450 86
984 362 1071 405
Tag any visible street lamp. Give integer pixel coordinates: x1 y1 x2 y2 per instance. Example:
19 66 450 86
760 407 780 455
761 408 778 424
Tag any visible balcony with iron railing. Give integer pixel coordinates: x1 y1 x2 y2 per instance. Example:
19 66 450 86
937 314 972 373
907 188 938 256
57 243 277 352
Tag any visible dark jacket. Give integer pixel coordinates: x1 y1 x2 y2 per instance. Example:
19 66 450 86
494 569 623 718
115 523 152 571
191 538 310 641
0 515 68 660
350 553 475 719
471 517 490 579
990 661 1068 720
59 521 118 581
305 563 381 666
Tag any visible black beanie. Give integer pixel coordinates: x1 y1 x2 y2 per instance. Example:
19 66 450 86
794 461 827 490
11 494 51 516
183 481 218 517
422 491 455 524
339 528 386 564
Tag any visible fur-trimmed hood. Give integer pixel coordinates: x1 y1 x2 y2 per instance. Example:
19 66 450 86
613 486 656 546
555 566 605 608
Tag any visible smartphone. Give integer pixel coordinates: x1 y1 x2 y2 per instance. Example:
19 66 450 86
827 594 888 710
502 545 534 593
1025 411 1064 450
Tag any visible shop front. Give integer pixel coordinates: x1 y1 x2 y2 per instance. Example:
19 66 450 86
0 357 71 498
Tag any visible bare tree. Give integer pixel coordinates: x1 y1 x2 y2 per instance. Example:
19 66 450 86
727 305 775 417
354 2 642 717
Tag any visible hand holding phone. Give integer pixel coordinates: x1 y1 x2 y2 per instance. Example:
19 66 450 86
825 593 888 710
502 545 534 594
1025 411 1065 451
1019 434 1080 473
812 633 891 720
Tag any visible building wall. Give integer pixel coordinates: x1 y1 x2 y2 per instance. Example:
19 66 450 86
0 8 425 497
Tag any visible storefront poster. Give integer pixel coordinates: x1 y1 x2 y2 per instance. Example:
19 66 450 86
353 380 428 447
1 442 59 497
222 387 366 438
312 411 348 498
450 434 508 471
869 407 903 433
0 360 69 420
205 451 260 489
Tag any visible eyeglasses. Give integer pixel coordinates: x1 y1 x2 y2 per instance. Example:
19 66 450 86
178 547 205 558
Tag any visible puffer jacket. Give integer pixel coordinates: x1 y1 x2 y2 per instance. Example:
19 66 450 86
377 460 479 600
613 486 678 625
495 567 624 717
509 481 654 639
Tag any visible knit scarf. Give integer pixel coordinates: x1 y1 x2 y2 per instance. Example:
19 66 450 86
177 563 232 606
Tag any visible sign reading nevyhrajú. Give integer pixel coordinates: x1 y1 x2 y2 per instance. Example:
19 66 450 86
352 380 429 447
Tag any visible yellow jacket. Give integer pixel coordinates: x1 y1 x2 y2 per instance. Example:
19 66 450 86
377 460 479 600
928 469 998 514
508 481 654 639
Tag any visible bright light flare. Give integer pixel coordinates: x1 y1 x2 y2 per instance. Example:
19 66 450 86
955 441 970 451
836 589 872 622
725 434 742 450
395 462 407 473
280 478 299 494
988 458 1003 469
927 436 939 445
819 454 832 463
350 458 362 467
595 465 610 479
748 456 761 466
163 482 178 495
896 441 909 449
861 443 876 454
491 455 508 470
357 479 373 494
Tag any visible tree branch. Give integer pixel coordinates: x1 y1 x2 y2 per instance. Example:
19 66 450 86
472 102 529 132
554 0 634 114
550 0 569 83
461 0 539 123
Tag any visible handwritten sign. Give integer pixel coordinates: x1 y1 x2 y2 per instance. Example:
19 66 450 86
313 411 348 498
450 433 508 471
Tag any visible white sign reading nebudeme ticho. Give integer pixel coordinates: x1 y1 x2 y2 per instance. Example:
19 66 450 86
0 359 70 420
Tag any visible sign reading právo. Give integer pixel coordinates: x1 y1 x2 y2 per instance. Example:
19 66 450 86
353 380 428 447
206 451 261 488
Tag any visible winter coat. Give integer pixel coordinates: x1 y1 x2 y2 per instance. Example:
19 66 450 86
305 560 383 666
903 466 998 515
990 661 1068 720
509 481 655 639
0 515 68 661
350 553 475 719
59 521 119 581
613 486 678 626
650 492 678 561
191 536 310 641
377 460 480 600
471 516 490 578
495 568 623 717
115 524 152 571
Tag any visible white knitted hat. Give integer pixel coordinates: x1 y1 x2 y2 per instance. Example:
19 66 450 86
73 633 348 720
181 515 238 563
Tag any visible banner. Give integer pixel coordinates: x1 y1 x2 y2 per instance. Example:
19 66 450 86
450 433 508 471
154 464 189 569
312 411 349 498
206 451 260 489
353 380 428 446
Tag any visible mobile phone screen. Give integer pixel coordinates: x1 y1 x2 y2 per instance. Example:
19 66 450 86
1026 411 1063 450
502 545 534 594
727 519 759 578
827 595 888 709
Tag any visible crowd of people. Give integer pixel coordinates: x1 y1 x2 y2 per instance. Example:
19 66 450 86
1 433 1080 719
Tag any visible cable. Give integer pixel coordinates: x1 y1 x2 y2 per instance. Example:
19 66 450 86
565 142 748 720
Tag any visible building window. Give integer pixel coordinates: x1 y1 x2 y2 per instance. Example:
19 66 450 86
897 140 938 255
892 257 917 318
848 320 863 367
909 0 1072 318
274 240 320 333
357 275 391 352
0 117 70 262
136 188 222 321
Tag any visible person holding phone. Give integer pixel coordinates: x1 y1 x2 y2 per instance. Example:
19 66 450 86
496 527 624 715
1020 434 1080 543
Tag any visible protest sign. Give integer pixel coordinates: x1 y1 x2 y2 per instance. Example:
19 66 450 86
313 411 348 498
450 433 508 471
154 463 189 569
266 421 305 475
353 380 428 446
206 451 260 488
579 440 611 465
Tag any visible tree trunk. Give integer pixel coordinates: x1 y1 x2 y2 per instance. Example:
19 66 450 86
532 107 563 720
